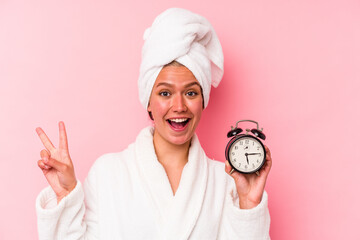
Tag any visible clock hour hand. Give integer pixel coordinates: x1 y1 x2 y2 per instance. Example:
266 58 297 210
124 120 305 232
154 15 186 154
245 153 249 164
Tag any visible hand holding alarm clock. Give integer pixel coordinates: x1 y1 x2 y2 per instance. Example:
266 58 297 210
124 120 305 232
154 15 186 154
224 120 272 209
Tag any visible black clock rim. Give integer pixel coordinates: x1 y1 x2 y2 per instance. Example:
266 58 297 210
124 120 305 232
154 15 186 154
225 134 266 174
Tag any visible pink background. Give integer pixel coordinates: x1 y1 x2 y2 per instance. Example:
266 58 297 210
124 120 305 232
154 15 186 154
1 0 359 239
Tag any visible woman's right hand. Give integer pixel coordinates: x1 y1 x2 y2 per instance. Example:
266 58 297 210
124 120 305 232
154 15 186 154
36 121 77 203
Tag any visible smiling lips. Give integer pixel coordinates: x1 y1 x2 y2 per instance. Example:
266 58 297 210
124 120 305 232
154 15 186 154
167 118 190 131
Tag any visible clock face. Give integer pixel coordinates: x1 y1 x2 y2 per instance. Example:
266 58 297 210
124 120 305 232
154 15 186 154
227 135 266 173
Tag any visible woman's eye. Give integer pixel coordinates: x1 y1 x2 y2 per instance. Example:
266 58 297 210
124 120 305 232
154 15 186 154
159 91 170 97
186 91 198 97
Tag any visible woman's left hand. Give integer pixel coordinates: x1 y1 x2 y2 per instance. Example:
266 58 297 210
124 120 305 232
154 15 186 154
225 145 272 209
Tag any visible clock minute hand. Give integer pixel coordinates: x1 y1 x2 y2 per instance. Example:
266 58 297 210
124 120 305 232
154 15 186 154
247 153 261 155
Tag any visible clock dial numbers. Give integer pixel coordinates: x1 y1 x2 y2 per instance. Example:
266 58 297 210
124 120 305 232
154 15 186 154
228 136 265 173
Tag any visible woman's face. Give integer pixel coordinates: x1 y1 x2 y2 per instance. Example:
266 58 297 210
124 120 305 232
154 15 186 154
147 65 203 146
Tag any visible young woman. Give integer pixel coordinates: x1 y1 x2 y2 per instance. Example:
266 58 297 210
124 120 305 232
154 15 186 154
36 8 272 239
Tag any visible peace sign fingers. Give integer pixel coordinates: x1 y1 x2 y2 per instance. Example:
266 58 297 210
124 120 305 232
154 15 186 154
36 121 77 202
36 122 71 162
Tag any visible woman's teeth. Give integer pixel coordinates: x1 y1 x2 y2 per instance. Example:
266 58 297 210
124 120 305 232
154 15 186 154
169 118 188 123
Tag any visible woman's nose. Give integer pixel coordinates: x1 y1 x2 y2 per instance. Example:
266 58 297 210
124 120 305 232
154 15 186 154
172 94 187 112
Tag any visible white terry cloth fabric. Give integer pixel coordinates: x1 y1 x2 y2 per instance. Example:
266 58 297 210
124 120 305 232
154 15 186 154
138 8 224 109
36 127 271 240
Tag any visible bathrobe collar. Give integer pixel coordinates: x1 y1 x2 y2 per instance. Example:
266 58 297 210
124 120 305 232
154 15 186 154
134 126 208 240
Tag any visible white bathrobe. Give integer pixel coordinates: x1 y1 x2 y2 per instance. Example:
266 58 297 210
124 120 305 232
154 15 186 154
36 127 270 240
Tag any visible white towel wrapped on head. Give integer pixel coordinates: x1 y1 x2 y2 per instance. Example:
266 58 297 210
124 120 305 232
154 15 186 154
138 8 224 109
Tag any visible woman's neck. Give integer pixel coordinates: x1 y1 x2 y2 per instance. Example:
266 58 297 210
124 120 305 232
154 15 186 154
153 130 191 195
153 130 190 168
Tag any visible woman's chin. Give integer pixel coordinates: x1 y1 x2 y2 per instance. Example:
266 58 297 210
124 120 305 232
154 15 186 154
166 134 192 146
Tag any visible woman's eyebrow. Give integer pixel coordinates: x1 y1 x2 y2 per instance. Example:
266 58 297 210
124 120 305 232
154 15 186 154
155 82 173 88
155 82 201 88
184 82 201 88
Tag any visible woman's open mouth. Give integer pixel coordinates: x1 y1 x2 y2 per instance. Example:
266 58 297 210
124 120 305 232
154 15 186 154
167 118 190 131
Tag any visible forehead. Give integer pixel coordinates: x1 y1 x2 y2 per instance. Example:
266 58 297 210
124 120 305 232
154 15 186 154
154 65 200 87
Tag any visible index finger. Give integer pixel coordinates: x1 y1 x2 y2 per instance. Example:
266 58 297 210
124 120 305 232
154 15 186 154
265 145 271 154
264 145 272 160
36 127 55 152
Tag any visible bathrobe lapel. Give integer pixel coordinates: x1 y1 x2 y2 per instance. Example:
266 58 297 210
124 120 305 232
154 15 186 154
134 127 208 240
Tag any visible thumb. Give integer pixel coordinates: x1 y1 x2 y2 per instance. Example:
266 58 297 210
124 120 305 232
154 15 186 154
43 157 67 172
40 149 50 159
225 160 232 174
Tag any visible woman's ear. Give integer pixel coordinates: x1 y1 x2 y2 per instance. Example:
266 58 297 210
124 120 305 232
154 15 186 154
147 102 154 120
148 111 154 120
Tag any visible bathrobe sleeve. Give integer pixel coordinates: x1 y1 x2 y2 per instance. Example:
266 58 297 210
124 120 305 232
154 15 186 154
36 166 99 240
217 180 271 239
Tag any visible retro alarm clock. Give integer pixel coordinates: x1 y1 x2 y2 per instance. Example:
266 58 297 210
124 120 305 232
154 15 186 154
225 120 266 175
